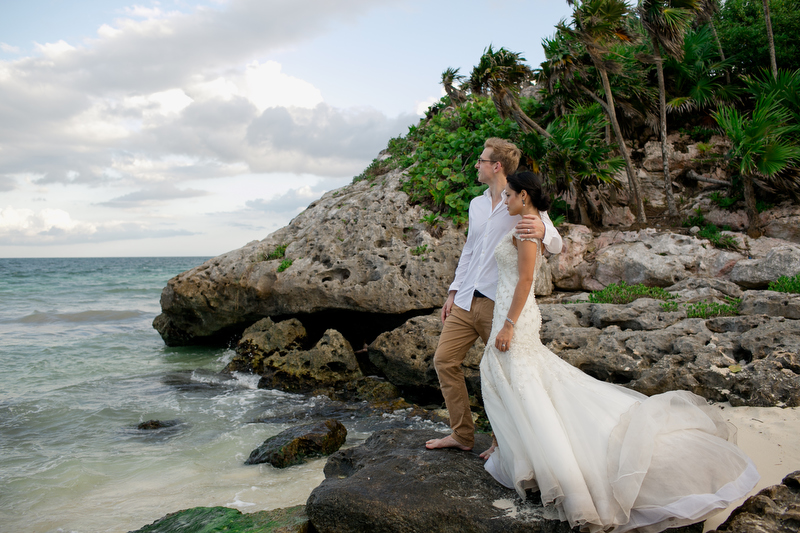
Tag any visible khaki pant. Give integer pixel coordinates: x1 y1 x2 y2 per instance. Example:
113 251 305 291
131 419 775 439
433 296 494 449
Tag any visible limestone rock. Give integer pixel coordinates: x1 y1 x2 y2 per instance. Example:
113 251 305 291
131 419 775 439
711 471 800 532
739 290 800 320
227 318 362 391
245 419 347 468
306 428 575 533
153 169 469 345
368 312 484 395
729 247 800 289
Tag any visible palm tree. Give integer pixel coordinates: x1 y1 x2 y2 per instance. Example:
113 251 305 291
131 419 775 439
540 104 626 226
469 46 552 138
662 25 740 113
762 0 778 78
638 0 700 218
441 67 468 107
693 0 729 84
713 92 800 236
561 0 647 223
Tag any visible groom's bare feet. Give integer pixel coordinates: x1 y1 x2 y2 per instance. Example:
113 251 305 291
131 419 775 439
479 444 496 460
425 434 472 451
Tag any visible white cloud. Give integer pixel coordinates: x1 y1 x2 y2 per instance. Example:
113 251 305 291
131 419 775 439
0 206 193 245
245 185 323 215
243 60 323 111
1 43 21 54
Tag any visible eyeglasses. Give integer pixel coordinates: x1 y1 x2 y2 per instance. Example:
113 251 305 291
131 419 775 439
476 158 497 165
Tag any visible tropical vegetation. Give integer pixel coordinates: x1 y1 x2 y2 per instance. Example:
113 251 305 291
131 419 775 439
357 0 800 236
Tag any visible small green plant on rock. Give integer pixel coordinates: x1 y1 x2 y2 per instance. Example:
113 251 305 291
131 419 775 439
685 297 740 318
660 301 679 312
277 259 293 272
411 244 428 256
588 282 676 305
268 244 288 260
709 191 740 209
768 273 800 294
682 208 706 228
697 224 739 250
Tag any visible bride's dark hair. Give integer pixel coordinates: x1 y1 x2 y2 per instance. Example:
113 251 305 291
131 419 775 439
507 171 551 212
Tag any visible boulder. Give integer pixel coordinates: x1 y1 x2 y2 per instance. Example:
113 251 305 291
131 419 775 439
710 471 800 532
226 318 362 391
368 312 484 395
729 247 800 289
306 428 575 533
246 419 347 468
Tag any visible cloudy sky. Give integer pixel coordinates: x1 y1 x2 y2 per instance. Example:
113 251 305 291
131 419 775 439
0 0 573 257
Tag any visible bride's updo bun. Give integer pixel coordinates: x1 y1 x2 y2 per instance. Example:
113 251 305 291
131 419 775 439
507 171 551 212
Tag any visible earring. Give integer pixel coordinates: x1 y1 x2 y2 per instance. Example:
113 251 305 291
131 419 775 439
522 199 526 206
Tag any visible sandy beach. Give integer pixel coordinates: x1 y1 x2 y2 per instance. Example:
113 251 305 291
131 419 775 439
702 404 800 531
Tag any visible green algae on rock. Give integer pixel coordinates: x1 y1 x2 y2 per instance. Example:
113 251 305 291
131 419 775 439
131 505 309 533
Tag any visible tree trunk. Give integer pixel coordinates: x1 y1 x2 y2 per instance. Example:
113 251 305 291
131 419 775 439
652 36 678 217
496 88 552 139
763 0 778 79
743 174 762 237
708 20 730 85
597 68 646 223
575 186 593 227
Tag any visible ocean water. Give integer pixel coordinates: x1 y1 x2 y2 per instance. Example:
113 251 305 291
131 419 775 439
0 257 445 533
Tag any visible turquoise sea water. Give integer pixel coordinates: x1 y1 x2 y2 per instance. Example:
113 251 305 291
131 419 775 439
0 258 443 533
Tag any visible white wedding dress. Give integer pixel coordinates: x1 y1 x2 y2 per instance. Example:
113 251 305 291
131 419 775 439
481 231 759 533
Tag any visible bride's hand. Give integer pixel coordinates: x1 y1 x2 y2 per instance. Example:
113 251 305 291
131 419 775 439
495 323 513 352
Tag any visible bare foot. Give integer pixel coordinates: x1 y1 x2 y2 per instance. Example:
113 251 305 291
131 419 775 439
479 444 496 460
425 434 472 451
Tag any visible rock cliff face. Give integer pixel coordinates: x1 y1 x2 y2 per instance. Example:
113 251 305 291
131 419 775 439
154 168 465 346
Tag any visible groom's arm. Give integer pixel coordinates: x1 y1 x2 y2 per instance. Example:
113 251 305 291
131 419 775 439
515 211 562 254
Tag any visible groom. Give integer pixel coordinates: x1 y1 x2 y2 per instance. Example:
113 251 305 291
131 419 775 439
425 137 563 452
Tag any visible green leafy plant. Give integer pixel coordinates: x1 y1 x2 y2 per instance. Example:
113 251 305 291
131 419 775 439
685 297 740 318
277 259 293 272
588 281 676 305
697 224 740 250
709 191 740 209
411 244 428 256
682 208 706 227
768 273 800 294
420 212 440 226
267 244 288 260
660 301 679 312
756 200 774 213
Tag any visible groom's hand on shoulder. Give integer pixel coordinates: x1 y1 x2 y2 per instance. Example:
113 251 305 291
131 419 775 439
516 215 544 241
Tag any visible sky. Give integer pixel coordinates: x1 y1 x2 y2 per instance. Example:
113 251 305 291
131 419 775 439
0 0 574 257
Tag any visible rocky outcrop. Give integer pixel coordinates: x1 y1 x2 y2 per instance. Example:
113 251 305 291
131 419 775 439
153 168 465 345
306 428 703 533
225 318 363 392
710 471 800 533
245 419 347 468
306 429 575 533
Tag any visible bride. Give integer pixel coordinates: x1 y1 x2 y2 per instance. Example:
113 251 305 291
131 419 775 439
479 171 759 533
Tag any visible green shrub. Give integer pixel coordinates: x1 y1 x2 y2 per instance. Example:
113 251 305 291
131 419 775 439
277 259 293 272
588 282 676 304
709 191 740 209
411 244 428 256
685 297 740 318
682 208 706 227
697 224 739 250
268 244 288 260
768 273 800 294
660 301 679 312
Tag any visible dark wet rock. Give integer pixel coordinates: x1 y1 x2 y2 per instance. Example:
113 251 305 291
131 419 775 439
245 419 347 468
227 318 362 392
710 471 800 532
137 419 180 430
306 428 703 533
130 505 309 533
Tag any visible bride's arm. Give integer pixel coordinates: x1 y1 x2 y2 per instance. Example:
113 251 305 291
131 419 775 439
494 238 538 352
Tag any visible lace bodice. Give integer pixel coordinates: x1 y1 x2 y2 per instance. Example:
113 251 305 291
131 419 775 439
489 231 543 350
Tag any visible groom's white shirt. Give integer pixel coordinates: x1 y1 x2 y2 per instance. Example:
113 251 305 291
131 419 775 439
449 188 562 312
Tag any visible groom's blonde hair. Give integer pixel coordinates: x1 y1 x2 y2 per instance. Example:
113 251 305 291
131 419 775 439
484 138 521 176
